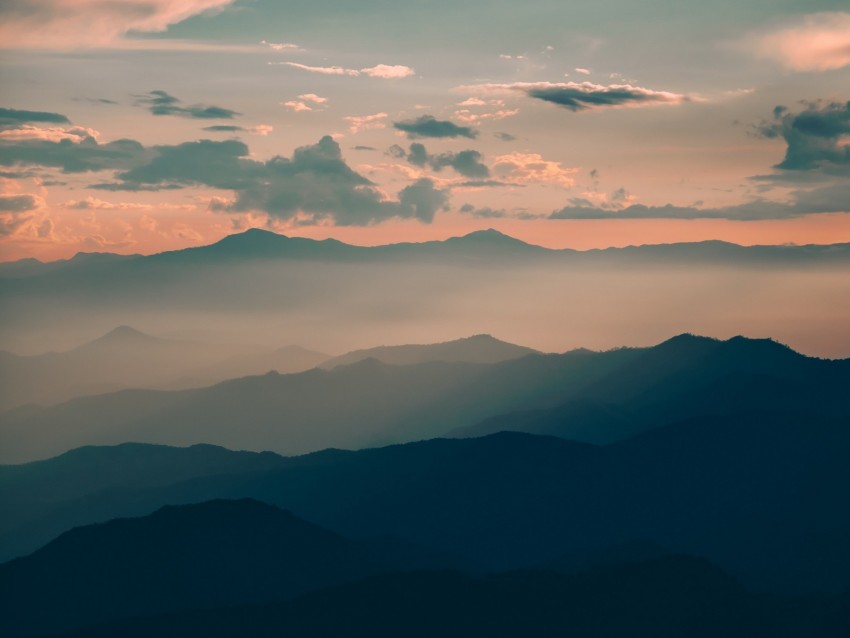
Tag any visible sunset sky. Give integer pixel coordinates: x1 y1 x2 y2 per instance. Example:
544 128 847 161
1 0 849 261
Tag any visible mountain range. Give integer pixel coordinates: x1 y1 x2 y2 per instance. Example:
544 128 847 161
2 332 847 464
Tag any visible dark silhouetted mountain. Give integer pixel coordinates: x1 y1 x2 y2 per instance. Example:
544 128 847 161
321 333 537 368
3 333 847 464
4 411 850 594
0 499 422 638
54 557 850 638
0 327 328 411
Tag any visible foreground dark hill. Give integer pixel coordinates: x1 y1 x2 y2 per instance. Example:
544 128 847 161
57 560 850 638
2 333 847 464
320 333 538 368
3 412 849 593
0 326 328 411
0 499 415 638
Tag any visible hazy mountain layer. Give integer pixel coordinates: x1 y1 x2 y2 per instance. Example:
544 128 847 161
3 230 848 358
2 333 847 464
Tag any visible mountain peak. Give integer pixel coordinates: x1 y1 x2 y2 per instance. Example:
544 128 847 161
82 325 159 348
453 229 531 245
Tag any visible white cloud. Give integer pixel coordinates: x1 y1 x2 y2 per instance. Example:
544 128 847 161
280 62 415 79
344 112 388 134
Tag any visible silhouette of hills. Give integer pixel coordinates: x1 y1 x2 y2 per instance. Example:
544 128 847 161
3 412 849 594
0 326 328 411
2 333 846 464
321 334 537 368
40 558 850 638
0 499 412 638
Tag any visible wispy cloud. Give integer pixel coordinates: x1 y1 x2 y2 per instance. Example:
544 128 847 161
278 62 415 79
0 0 237 49
747 12 850 72
137 91 239 120
344 113 388 134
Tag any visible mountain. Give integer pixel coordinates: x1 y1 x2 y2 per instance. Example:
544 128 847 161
3 411 850 594
3 230 848 360
321 333 538 368
49 559 850 638
0 327 327 411
2 334 847 464
0 499 403 638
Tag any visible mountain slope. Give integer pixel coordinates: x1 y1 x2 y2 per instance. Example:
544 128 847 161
0 499 388 638
321 333 538 368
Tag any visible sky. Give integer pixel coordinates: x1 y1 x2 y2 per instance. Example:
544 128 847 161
1 0 849 261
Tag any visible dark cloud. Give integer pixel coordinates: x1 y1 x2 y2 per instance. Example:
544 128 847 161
0 108 70 126
393 115 477 139
0 134 149 173
0 127 448 225
202 125 246 132
391 142 490 178
494 132 516 141
352 145 377 151
137 91 239 120
526 85 685 111
459 203 507 218
551 182 850 220
0 194 40 212
755 100 850 171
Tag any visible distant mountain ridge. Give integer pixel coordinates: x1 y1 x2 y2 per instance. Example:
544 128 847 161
2 333 847 464
3 228 849 277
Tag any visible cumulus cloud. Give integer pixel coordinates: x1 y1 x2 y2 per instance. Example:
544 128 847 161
137 90 239 119
754 100 850 172
390 142 490 178
461 81 692 111
0 125 101 143
0 0 236 49
0 108 70 126
280 62 415 79
394 115 478 139
749 12 850 72
2 127 448 226
493 152 577 187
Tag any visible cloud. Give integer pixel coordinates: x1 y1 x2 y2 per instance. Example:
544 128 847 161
282 94 329 112
461 81 692 111
0 0 236 49
361 64 416 79
0 131 149 173
202 125 272 135
754 100 850 171
0 117 447 226
459 203 507 218
344 113 388 134
748 12 850 72
62 196 152 211
551 182 850 220
494 132 516 142
391 142 490 178
0 108 70 126
137 90 239 119
393 115 478 139
0 193 41 213
281 62 415 79
493 152 577 187
260 40 302 52
574 67 591 75
0 125 101 143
